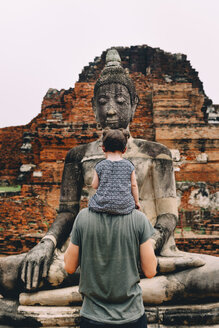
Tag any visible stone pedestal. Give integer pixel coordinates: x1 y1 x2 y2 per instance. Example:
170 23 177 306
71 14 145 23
1 298 219 327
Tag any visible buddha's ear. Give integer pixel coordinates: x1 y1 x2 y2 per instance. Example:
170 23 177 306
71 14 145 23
92 97 99 122
131 95 139 121
92 97 95 112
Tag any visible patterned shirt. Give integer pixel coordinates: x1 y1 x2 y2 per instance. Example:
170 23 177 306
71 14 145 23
88 159 135 215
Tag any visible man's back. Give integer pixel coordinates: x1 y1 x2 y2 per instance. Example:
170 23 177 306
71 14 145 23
70 208 154 324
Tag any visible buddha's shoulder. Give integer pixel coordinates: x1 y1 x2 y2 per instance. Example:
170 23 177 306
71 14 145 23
132 138 172 159
65 140 100 163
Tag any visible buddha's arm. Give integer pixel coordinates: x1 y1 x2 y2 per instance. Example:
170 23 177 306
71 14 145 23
45 156 84 248
151 156 178 254
21 147 84 290
149 155 206 269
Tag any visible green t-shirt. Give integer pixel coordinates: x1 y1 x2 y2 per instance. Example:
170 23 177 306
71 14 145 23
71 208 155 324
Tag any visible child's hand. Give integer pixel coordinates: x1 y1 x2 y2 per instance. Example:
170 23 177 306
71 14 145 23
135 202 141 210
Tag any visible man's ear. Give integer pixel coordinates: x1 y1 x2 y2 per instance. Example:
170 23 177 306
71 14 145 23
130 95 139 121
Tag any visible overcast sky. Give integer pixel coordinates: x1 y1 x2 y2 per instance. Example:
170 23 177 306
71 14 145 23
0 0 218 128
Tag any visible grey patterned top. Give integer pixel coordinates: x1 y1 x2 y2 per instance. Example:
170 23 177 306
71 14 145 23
88 159 135 214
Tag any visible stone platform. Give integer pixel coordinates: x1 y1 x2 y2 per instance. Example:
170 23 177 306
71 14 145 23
1 298 219 327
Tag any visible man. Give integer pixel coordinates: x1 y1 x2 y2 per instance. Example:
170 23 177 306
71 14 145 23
64 208 157 327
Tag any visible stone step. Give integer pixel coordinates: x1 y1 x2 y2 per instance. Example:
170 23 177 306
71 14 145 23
1 300 218 327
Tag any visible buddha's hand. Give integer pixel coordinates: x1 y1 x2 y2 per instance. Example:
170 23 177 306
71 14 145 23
21 238 55 290
150 213 178 256
150 212 206 271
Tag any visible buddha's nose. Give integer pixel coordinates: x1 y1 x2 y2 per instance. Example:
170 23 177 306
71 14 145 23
107 107 116 116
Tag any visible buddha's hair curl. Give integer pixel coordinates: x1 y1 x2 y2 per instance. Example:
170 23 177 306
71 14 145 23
102 128 130 153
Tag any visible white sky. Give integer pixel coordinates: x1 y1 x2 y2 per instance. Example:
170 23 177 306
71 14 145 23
0 0 218 128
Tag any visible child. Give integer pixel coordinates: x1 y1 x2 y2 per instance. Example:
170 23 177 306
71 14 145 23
88 128 140 215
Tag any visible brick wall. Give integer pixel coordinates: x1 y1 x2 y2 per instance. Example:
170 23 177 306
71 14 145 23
175 236 219 257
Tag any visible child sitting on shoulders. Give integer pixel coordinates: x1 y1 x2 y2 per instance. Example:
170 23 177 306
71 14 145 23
88 128 140 215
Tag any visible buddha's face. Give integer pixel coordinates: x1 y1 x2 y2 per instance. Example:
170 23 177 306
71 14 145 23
93 83 137 129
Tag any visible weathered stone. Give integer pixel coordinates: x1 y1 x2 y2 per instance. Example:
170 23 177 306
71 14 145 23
207 104 219 124
32 171 43 178
0 298 40 327
170 149 181 162
196 152 208 163
1 298 219 327
20 164 36 172
20 142 32 151
189 186 219 210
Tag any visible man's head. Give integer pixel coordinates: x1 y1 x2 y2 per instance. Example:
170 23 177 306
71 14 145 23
92 49 138 129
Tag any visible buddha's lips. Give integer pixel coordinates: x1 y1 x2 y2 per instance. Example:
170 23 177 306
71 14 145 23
106 119 118 124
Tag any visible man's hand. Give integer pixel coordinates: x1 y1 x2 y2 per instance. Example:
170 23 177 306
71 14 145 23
21 238 55 290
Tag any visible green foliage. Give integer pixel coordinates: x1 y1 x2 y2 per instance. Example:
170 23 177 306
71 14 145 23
43 220 50 227
183 226 192 232
0 185 21 192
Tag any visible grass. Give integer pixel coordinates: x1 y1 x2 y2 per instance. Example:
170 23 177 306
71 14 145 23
175 227 192 233
0 185 21 193
183 226 192 232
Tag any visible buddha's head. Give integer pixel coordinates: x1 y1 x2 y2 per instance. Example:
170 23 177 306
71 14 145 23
92 49 138 129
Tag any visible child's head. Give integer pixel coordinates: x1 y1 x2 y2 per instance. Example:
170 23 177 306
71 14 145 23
102 128 130 153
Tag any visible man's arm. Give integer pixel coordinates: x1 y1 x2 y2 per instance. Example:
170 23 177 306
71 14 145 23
140 239 157 278
64 242 79 274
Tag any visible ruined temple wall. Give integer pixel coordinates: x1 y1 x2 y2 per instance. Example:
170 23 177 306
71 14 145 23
152 82 219 235
0 126 26 183
0 45 218 254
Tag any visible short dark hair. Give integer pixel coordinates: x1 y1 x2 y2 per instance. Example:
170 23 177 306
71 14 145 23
102 128 130 153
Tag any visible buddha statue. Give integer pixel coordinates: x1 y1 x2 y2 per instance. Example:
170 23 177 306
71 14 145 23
0 49 219 305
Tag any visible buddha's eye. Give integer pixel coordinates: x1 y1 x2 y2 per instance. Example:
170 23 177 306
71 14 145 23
116 97 125 105
98 97 107 105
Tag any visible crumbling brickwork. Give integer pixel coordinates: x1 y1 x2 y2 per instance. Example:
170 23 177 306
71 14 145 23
0 45 218 255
